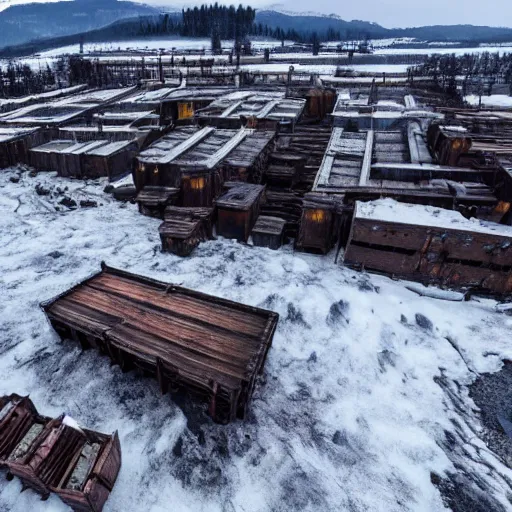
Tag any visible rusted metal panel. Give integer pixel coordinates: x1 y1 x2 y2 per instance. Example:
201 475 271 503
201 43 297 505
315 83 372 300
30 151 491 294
41 264 279 424
0 394 120 512
215 183 265 242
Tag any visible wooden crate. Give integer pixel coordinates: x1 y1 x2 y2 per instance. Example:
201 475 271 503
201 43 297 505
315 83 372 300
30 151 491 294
0 394 121 512
296 193 342 254
344 199 512 295
135 186 180 219
251 216 286 250
180 168 219 208
0 128 47 169
41 264 279 424
215 183 265 242
159 218 204 256
164 206 215 239
427 124 472 166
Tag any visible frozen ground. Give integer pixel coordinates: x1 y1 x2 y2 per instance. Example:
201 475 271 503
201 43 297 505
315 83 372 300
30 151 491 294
465 94 512 108
1 168 512 511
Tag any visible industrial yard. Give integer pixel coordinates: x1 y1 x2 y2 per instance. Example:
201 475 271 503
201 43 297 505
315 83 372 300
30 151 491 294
1 33 512 512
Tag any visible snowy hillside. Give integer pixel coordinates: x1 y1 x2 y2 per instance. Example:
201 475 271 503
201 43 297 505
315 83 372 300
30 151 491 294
1 168 512 511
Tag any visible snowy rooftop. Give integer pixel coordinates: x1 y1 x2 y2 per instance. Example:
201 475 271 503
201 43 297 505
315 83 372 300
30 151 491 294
356 198 512 237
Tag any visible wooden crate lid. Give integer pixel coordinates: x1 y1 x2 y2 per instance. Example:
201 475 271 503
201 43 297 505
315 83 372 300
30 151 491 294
252 216 286 236
158 219 201 239
136 186 180 206
215 184 265 211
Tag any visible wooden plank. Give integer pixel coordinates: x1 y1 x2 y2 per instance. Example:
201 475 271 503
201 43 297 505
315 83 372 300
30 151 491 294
359 130 374 186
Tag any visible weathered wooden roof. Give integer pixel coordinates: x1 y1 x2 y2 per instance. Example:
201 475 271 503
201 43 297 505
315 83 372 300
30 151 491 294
138 127 273 169
196 91 305 121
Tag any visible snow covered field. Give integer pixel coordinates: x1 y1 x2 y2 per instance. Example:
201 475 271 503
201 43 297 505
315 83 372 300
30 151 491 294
1 168 512 511
465 94 512 108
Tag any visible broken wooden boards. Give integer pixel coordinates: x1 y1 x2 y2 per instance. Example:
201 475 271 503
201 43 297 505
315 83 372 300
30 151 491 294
41 264 279 424
344 199 512 295
0 394 121 512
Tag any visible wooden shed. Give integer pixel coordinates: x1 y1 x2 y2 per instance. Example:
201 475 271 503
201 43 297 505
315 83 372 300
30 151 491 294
82 140 139 180
0 393 121 512
195 91 306 131
135 127 275 203
41 264 279 424
344 199 512 295
0 127 47 169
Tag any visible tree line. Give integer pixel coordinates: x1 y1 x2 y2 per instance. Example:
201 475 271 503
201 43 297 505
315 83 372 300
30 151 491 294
0 61 56 98
412 52 512 98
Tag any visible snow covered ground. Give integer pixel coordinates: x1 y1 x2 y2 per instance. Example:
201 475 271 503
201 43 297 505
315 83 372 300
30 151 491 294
465 94 512 108
1 168 512 511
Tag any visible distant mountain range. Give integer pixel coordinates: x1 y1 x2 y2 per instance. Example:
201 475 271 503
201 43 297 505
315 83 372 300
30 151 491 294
0 0 157 48
2 1 512 56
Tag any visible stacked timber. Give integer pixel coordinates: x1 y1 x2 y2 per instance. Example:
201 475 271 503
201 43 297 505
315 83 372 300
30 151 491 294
0 394 121 512
164 206 215 239
276 125 333 189
41 264 279 424
135 186 180 218
259 189 303 239
215 183 265 242
344 198 512 295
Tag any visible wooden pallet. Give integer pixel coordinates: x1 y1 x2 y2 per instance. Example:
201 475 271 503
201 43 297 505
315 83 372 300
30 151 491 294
41 264 279 424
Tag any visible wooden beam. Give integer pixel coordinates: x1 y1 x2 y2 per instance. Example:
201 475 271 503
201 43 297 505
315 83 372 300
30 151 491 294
359 130 374 186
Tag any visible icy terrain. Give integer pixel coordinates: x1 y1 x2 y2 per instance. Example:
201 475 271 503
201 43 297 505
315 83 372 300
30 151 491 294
1 168 512 511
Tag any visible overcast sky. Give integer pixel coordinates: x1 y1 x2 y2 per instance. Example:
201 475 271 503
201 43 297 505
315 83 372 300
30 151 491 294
0 0 511 29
